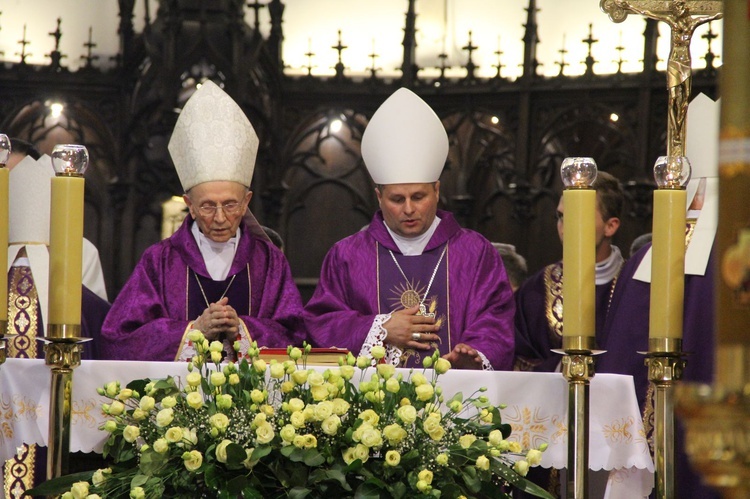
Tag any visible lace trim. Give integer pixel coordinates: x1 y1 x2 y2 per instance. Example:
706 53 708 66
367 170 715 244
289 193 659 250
477 351 493 371
359 313 402 366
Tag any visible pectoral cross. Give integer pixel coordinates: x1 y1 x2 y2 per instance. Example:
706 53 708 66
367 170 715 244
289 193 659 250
600 0 722 158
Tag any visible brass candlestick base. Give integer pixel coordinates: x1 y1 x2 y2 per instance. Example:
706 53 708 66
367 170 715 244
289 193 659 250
41 336 90 479
676 344 750 499
559 335 597 499
645 338 686 499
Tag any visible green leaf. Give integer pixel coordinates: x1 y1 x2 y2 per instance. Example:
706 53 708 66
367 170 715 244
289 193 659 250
25 471 95 496
461 465 482 493
302 448 325 467
226 474 249 494
251 445 272 460
490 458 555 499
354 481 384 499
308 468 352 491
288 486 312 498
225 442 248 466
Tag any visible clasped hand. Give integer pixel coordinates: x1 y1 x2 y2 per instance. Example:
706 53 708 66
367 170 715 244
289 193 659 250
383 305 440 351
193 297 240 342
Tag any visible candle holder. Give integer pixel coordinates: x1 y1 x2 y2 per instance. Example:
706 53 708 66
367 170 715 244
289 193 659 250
558 156 599 498
45 143 89 478
648 154 690 499
0 133 11 366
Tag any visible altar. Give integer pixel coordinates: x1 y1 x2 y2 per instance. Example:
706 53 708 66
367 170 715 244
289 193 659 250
0 359 653 497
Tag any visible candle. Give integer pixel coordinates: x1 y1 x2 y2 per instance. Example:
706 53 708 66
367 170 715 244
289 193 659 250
649 155 690 341
560 157 598 339
47 144 88 338
0 134 10 328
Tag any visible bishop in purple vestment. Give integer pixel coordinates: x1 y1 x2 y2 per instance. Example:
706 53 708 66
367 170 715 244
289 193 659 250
100 81 304 361
303 88 515 370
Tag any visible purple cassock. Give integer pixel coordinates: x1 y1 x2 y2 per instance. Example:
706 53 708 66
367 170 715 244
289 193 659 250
514 261 617 372
303 209 515 370
100 217 305 361
597 242 717 499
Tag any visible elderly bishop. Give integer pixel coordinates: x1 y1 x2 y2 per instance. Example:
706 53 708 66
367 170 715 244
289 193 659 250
304 88 515 370
101 81 304 361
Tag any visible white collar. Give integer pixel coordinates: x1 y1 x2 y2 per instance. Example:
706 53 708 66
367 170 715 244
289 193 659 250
191 221 240 280
384 216 441 256
596 245 623 285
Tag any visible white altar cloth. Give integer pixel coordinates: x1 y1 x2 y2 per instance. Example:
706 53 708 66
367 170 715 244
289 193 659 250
0 359 653 497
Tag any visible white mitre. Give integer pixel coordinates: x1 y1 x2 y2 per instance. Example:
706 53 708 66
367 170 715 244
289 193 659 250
361 88 448 185
168 80 259 191
635 93 719 281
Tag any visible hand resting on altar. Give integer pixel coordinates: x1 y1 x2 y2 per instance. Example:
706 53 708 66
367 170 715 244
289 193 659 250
192 296 240 342
443 343 483 370
383 305 441 351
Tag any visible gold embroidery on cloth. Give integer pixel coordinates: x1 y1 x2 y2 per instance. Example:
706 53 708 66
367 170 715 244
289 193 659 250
544 263 564 341
4 443 36 499
7 267 39 358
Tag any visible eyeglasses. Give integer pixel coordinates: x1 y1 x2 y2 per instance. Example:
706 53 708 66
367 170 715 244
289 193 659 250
197 201 242 217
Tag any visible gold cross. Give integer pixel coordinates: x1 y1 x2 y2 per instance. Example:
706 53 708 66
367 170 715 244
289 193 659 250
600 0 722 158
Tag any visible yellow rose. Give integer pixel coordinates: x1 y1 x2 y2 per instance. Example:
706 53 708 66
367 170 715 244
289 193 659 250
411 373 427 386
255 422 275 444
123 425 140 443
321 415 341 436
342 447 357 465
210 413 230 433
332 398 350 416
385 377 400 393
290 411 306 428
289 347 302 360
311 385 329 401
313 401 333 421
105 381 119 398
508 441 522 453
165 426 184 443
182 450 203 472
155 408 174 427
383 424 407 445
186 391 203 410
526 449 543 466
293 435 306 448
376 363 395 379
217 393 233 410
132 408 147 421
339 365 355 380
281 381 294 393
210 372 226 387
182 427 198 446
116 388 133 401
108 400 125 416
459 434 477 449
435 453 449 466
243 448 256 469
488 429 504 447
186 372 201 387
291 370 308 385
287 398 305 413
385 450 401 466
215 439 232 463
356 356 370 369
153 438 169 454
187 329 204 342
280 424 296 442
353 443 369 462
428 425 445 441
91 468 111 487
208 340 223 352
513 460 530 476
418 469 433 484
370 345 386 359
434 357 451 374
416 480 431 493
129 487 145 499
396 405 417 424
476 455 490 470
250 389 265 404
161 396 177 409
228 373 240 385
253 359 267 373
360 428 383 449
415 383 434 402
270 363 285 379
70 481 89 499
307 371 325 386
303 434 317 449
358 409 380 426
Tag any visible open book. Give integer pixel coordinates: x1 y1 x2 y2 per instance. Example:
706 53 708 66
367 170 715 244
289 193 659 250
258 347 350 366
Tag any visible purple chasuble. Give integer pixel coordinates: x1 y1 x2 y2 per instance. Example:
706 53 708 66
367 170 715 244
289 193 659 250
377 242 450 368
304 210 515 370
514 261 616 372
100 217 305 361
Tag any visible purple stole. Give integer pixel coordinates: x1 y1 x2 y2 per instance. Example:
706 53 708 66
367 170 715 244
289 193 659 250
187 266 252 320
7 266 41 359
377 242 449 368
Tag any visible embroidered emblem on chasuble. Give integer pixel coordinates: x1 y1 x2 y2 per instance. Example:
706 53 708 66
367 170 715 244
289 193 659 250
3 444 36 499
376 242 450 368
544 263 564 346
7 266 39 359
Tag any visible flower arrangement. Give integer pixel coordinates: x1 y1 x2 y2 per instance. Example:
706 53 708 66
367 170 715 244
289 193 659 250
31 333 553 499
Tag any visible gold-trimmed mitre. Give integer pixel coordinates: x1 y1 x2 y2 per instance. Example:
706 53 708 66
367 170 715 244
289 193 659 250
168 80 259 192
361 88 448 185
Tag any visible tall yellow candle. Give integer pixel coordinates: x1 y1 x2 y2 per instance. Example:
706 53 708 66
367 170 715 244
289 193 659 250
649 189 687 340
562 189 597 338
560 157 598 341
47 144 88 338
648 155 690 342
0 167 8 326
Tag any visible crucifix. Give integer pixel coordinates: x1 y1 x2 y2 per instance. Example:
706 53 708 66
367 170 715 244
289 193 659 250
601 0 722 158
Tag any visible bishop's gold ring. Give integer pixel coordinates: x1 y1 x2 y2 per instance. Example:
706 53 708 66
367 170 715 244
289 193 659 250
412 333 421 341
